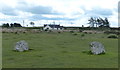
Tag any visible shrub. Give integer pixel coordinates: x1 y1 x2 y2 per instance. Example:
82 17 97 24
70 31 74 33
23 31 26 33
2 31 6 33
15 32 18 34
44 29 48 31
104 30 120 35
81 33 85 37
72 33 77 35
89 32 92 34
58 31 61 33
79 30 83 32
84 32 88 34
107 34 118 38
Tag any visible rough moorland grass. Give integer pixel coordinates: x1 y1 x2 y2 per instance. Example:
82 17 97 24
0 32 2 69
2 32 118 68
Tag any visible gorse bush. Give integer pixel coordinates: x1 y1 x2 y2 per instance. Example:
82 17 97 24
72 33 78 35
81 33 85 37
104 30 120 35
70 31 74 33
107 34 118 38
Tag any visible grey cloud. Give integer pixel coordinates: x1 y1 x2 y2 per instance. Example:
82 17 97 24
16 2 63 15
29 6 63 15
85 7 113 17
19 6 53 14
0 0 63 16
29 14 76 21
1 6 18 16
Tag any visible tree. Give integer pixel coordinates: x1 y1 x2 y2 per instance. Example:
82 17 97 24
88 17 110 28
30 22 35 27
88 17 96 27
96 18 101 26
14 23 22 27
10 23 14 27
94 17 98 27
2 23 22 28
99 18 110 27
2 23 9 27
104 18 110 27
10 23 22 27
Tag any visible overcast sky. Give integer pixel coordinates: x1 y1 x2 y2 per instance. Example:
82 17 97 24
0 0 119 27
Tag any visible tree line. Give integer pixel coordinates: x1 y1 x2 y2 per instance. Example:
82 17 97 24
88 17 110 28
2 23 22 27
1 17 110 28
1 22 35 27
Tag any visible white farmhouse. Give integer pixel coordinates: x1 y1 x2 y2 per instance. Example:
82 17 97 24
43 24 64 31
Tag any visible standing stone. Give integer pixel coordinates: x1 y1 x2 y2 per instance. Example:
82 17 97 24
89 41 105 55
14 40 29 52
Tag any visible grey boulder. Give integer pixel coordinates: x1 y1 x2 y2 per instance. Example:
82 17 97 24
90 41 105 55
14 40 29 52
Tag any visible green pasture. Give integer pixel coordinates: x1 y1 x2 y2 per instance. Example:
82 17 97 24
0 32 2 69
2 32 118 68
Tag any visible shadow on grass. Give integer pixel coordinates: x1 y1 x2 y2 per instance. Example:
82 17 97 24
82 50 106 55
37 55 43 57
12 48 34 52
61 50 68 53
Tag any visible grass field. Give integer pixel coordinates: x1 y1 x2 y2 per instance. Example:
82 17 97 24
0 32 2 69
2 32 118 68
